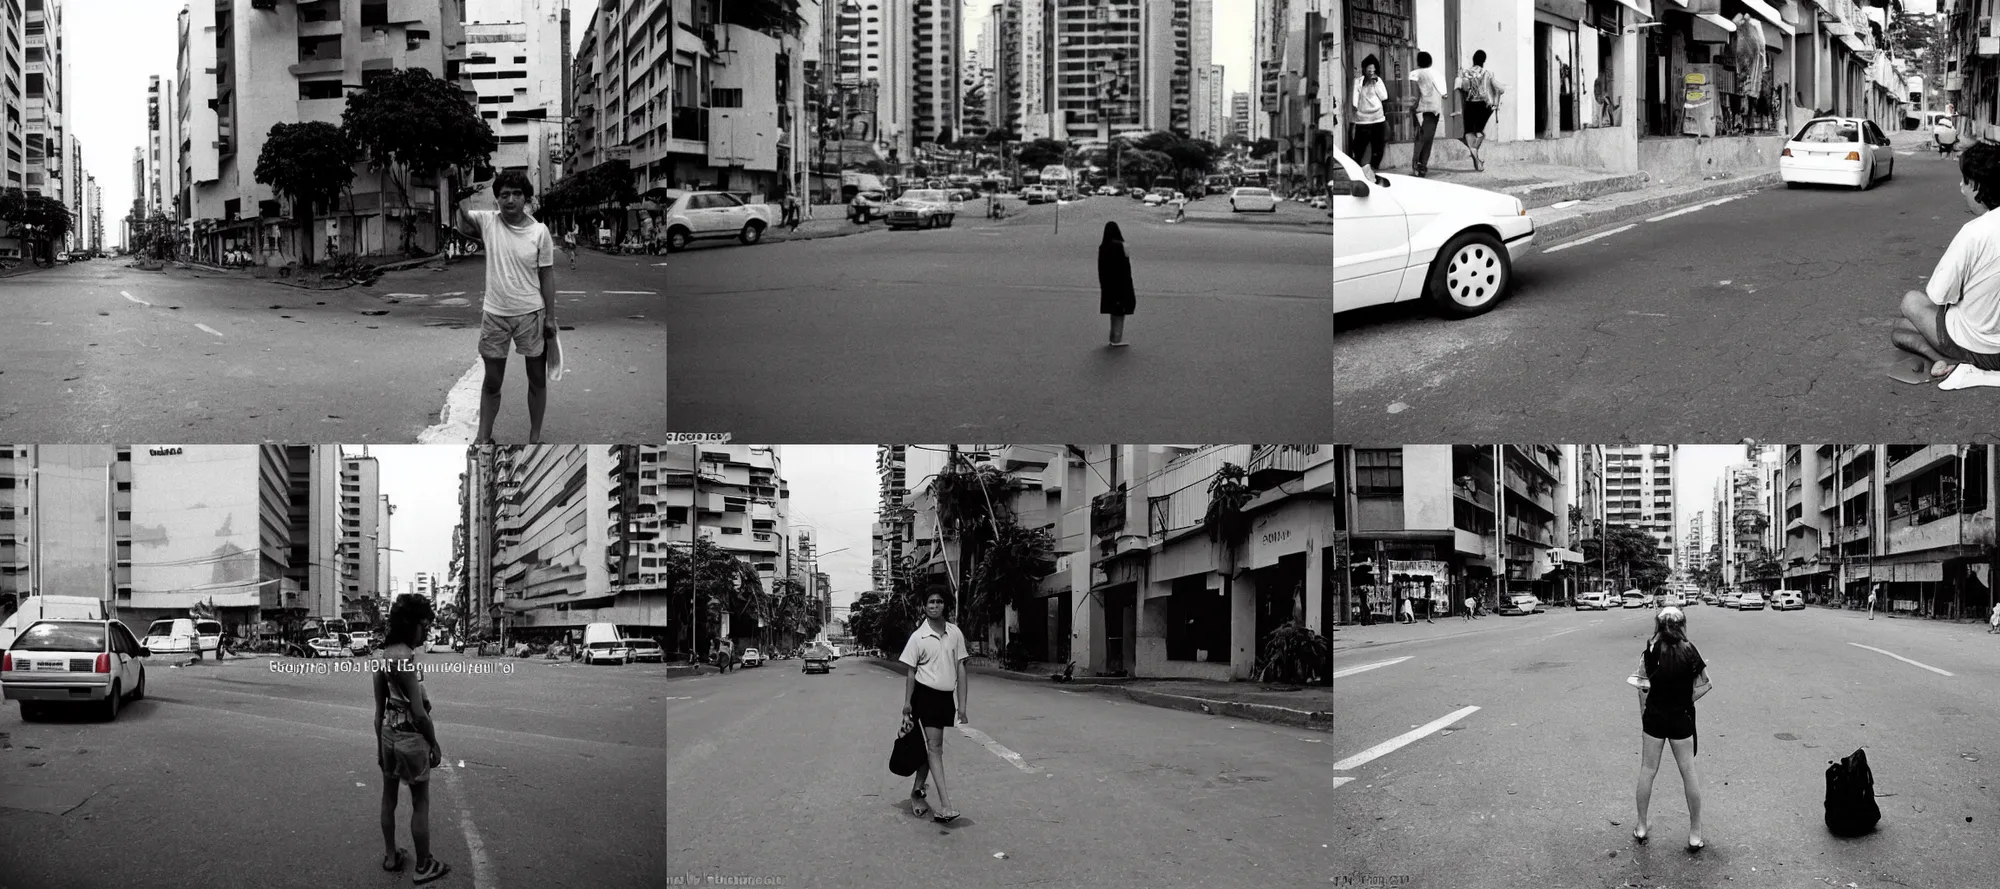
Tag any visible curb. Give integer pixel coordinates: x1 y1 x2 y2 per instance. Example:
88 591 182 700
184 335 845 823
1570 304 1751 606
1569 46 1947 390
864 657 1332 733
1530 172 1782 248
1504 173 1651 210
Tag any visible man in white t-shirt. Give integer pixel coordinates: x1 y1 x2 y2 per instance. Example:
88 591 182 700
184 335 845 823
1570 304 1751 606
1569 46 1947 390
897 585 969 823
1893 142 2000 380
452 170 558 444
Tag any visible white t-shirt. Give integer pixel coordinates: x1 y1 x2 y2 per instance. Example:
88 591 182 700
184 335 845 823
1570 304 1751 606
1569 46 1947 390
468 210 555 317
1925 210 2000 354
1410 68 1446 114
898 619 968 692
1351 78 1388 125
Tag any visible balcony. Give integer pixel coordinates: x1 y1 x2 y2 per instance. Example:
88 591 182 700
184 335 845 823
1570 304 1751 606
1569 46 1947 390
1091 487 1128 538
1834 523 1870 544
1886 509 1996 554
670 106 708 142
1885 444 1960 485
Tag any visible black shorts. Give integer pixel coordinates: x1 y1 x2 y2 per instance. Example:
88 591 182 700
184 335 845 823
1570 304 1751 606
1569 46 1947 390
1464 101 1494 135
1642 707 1698 756
910 681 958 729
1933 303 2000 371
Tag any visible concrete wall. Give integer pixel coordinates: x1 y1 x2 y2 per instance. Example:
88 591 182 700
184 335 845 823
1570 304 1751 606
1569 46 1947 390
1638 133 1787 185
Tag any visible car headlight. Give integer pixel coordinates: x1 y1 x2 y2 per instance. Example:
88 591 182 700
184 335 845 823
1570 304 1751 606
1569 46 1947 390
1515 198 1526 217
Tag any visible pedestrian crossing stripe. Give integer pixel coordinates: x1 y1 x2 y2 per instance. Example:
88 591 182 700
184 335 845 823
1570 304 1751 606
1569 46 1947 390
1332 706 1480 771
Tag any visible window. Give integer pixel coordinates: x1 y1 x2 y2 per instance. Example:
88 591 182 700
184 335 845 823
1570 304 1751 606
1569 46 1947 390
514 56 526 64
499 134 529 143
1353 449 1403 495
300 80 342 100
710 87 743 108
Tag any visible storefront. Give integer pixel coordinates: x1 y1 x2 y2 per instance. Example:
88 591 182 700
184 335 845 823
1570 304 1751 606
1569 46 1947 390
1343 0 1425 151
1647 0 1790 138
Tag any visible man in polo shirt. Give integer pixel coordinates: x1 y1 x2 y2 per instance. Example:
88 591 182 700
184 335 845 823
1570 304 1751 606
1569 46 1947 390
452 170 558 444
898 585 969 824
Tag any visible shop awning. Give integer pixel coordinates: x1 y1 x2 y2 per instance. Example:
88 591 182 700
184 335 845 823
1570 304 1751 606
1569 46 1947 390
1738 0 1793 35
1838 32 1866 53
1607 0 1653 18
1698 13 1736 32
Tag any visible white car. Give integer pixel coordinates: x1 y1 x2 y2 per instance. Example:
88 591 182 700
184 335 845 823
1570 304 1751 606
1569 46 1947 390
195 619 225 659
584 638 633 665
2 619 151 721
1780 116 1894 190
625 638 664 662
662 189 774 252
1771 590 1805 611
1142 192 1168 206
739 647 763 667
1576 591 1611 611
1229 187 1279 212
306 635 353 658
885 189 960 230
1333 147 1536 320
143 618 201 658
1621 592 1651 609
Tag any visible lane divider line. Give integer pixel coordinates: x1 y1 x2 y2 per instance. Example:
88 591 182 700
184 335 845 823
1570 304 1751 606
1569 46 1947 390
195 324 224 338
957 725 1041 773
1333 777 1356 790
1333 656 1412 679
437 763 497 887
603 290 658 295
1847 642 1954 676
1647 195 1745 223
1542 224 1636 253
1332 706 1481 771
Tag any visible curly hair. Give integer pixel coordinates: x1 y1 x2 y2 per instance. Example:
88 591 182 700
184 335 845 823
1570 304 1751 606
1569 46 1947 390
492 169 535 201
1962 141 2000 209
385 594 436 648
1361 54 1380 77
921 583 955 614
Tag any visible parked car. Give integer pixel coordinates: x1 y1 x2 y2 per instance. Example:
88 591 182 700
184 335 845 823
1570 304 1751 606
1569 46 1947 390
1660 593 1685 609
1738 592 1767 611
1022 185 1057 204
1621 591 1650 609
1308 194 1329 209
0 593 107 651
740 647 764 668
306 634 353 658
625 638 664 662
195 619 226 659
1771 590 1805 611
848 189 891 223
2 619 150 721
1333 147 1536 320
1098 186 1123 196
1576 591 1611 611
142 618 201 658
661 189 773 252
886 189 960 230
1780 116 1894 190
803 646 832 674
1229 186 1280 212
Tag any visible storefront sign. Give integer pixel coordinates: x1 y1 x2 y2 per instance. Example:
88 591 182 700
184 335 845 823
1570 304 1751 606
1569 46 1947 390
1386 559 1448 579
148 447 183 456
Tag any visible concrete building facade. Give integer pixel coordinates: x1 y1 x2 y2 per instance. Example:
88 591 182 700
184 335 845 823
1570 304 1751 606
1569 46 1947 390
464 0 566 194
665 445 793 653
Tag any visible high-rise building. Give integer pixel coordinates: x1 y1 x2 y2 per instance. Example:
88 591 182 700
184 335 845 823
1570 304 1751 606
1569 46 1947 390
1715 460 1771 587
148 76 178 218
1231 90 1250 139
1188 0 1212 140
0 1 25 195
181 0 467 264
88 176 103 252
340 454 387 613
1136 0 1191 137
464 0 567 195
128 446 293 635
1252 0 1279 139
23 0 65 203
281 446 344 625
1591 445 1678 571
910 0 961 145
665 446 792 649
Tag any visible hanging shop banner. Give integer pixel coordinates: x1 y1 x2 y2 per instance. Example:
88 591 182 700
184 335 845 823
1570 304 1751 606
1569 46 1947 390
1348 0 1411 41
1386 559 1448 579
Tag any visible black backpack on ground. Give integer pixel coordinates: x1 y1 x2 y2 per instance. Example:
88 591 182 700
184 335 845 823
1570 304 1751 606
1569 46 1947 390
1824 747 1882 836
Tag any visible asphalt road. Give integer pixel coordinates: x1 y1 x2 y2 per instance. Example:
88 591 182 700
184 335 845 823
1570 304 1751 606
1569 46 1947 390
1332 603 2000 888
1333 143 2000 441
667 655 1334 887
665 198 1333 441
0 253 666 442
0 651 665 889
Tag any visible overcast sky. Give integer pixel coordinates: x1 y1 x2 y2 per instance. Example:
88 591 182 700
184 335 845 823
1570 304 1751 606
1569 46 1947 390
342 445 465 600
778 446 881 616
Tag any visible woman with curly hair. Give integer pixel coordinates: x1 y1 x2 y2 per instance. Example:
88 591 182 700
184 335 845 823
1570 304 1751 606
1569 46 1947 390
374 594 451 883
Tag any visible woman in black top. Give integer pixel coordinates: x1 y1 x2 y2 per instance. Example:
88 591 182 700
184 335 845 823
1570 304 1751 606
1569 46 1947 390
1632 607 1712 851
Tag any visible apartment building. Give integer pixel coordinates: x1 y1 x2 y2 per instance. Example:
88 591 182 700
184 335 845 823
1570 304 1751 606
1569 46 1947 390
181 0 468 265
1777 445 1996 617
465 0 566 193
148 75 178 219
872 444 912 593
664 445 793 650
1588 445 1679 572
23 0 63 202
1685 511 1706 577
1 0 24 195
1230 89 1248 139
1187 0 1211 140
1342 445 1580 620
1135 0 1189 136
281 446 344 625
339 453 387 615
1714 457 1773 588
126 447 292 637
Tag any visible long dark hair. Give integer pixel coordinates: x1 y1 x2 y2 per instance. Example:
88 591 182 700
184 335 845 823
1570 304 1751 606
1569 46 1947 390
1101 221 1123 245
1361 54 1380 78
1645 608 1695 681
385 594 436 648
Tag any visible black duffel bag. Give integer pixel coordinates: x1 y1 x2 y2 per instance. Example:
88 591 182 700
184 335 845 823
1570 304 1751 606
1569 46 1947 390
1825 747 1882 836
889 713 926 777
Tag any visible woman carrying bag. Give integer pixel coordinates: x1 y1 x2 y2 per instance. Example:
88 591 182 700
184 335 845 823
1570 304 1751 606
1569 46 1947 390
1457 50 1506 172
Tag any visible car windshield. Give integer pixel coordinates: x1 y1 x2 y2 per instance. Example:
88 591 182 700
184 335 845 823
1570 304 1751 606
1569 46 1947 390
146 621 186 637
15 621 107 652
1237 188 1273 196
1796 120 1859 143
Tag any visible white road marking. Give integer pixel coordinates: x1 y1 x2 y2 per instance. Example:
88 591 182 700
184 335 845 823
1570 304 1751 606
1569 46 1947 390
195 324 225 338
1847 643 1954 676
1332 777 1356 790
121 290 151 306
1333 656 1412 679
664 696 695 701
436 763 497 887
557 290 586 294
1332 706 1481 771
603 290 658 295
1540 627 1581 641
957 725 1040 773
417 363 485 444
387 292 430 298
1542 224 1636 253
1647 195 1745 222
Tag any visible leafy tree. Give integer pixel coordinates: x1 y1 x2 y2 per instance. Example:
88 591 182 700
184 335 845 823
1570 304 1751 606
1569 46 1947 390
1888 11 1940 61
1581 524 1671 591
541 160 638 216
1016 138 1069 171
666 538 763 656
0 188 76 264
253 121 360 266
1248 138 1281 160
342 68 498 255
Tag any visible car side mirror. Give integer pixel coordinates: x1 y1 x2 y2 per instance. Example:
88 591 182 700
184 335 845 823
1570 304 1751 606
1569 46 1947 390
138 646 152 658
1331 180 1369 198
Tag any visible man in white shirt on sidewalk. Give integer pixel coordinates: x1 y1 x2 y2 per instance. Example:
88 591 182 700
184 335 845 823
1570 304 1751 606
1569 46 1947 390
1409 52 1447 177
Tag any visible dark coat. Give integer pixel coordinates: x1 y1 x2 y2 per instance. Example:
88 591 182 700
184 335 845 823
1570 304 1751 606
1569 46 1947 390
1098 238 1136 315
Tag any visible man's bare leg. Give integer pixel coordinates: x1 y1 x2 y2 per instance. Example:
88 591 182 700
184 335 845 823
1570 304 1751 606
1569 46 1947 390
525 353 548 444
476 356 507 443
1897 290 1958 375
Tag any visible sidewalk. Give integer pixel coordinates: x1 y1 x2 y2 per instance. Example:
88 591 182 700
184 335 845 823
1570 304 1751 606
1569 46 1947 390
865 656 1332 733
1332 611 1527 654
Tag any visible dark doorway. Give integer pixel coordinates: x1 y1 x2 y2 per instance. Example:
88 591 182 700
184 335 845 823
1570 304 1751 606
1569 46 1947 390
1535 23 1551 138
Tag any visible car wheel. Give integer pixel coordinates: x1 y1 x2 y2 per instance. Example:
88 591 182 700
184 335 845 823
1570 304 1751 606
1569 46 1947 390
103 681 121 721
666 229 691 252
19 701 42 722
1426 230 1512 318
131 667 146 702
740 222 766 245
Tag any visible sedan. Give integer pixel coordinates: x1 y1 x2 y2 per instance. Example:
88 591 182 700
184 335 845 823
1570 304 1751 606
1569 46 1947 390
1780 116 1894 190
802 647 831 674
306 634 354 658
1621 593 1650 609
142 619 200 658
1771 591 1805 611
2 619 150 721
1333 147 1535 320
1576 591 1611 611
885 190 960 230
1737 594 1766 611
625 638 665 663
739 647 764 667
584 639 633 665
1229 187 1280 212
1142 192 1168 206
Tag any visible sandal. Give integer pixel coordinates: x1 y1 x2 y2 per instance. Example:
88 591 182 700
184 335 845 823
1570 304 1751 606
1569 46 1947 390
1632 830 1648 844
932 810 961 824
413 858 451 884
1687 839 1706 853
382 848 408 872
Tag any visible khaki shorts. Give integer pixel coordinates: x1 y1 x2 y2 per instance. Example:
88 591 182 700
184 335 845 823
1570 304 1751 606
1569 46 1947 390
480 310 546 359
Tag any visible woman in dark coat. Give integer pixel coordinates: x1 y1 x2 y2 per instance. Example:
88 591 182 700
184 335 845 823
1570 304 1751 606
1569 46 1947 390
1098 221 1135 346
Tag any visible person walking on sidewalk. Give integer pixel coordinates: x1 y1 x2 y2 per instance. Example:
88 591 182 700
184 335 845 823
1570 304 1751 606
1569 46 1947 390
1409 52 1446 177
452 170 558 445
1098 221 1136 347
1423 596 1435 624
1631 607 1711 853
1463 595 1476 621
1398 596 1415 625
1457 50 1505 173
1349 55 1389 173
899 585 970 825
1867 588 1878 619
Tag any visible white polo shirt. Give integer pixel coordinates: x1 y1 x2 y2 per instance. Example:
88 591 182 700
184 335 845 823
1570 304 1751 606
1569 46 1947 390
899 619 968 692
